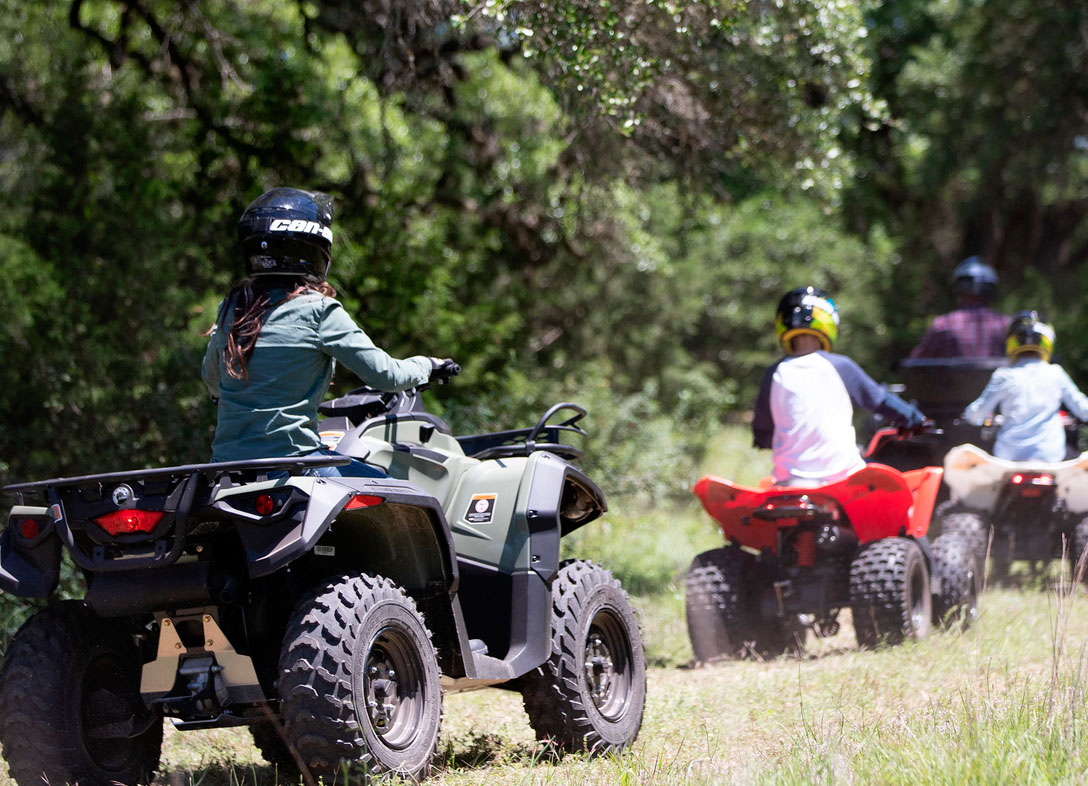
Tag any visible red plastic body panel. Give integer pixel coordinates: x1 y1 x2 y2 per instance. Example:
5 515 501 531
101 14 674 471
693 463 943 553
863 427 901 460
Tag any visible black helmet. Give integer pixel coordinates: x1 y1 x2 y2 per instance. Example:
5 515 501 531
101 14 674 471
953 256 998 300
775 286 839 352
1006 309 1054 361
238 187 334 278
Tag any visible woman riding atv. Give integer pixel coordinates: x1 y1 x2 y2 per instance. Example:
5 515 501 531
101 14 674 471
202 187 455 475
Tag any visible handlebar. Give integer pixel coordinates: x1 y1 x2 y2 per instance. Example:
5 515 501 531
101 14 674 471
429 359 461 385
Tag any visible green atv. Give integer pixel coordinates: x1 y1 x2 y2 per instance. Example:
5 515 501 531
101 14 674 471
0 372 646 784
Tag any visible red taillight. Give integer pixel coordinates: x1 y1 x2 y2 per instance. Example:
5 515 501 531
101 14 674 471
94 509 165 536
255 494 275 515
344 494 384 510
1011 473 1054 486
18 518 40 540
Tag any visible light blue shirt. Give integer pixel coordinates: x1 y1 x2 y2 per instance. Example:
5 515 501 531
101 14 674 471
202 290 432 461
963 356 1088 462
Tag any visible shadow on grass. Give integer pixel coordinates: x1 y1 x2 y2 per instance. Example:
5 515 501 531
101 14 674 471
437 730 548 772
157 763 303 786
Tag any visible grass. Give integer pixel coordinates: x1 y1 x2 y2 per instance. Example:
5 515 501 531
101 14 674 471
109 588 1085 786
3 426 1088 785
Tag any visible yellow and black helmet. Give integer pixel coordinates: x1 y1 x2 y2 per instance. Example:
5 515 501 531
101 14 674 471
1006 309 1054 361
775 286 840 352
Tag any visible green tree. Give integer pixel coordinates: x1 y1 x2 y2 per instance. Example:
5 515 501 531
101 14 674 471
846 0 1088 365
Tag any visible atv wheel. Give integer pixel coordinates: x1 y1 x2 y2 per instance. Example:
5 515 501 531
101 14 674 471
849 538 932 648
930 534 980 630
940 510 990 566
685 547 749 661
521 561 646 754
249 720 298 772
934 500 957 519
1072 517 1088 586
0 601 162 786
279 574 442 782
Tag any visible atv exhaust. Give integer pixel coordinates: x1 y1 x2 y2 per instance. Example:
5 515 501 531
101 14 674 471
86 560 239 617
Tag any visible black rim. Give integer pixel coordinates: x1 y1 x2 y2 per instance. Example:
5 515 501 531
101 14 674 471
78 650 144 771
583 606 632 722
364 624 425 749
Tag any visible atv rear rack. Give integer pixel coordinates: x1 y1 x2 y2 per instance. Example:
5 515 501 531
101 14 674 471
3 455 349 573
3 454 349 495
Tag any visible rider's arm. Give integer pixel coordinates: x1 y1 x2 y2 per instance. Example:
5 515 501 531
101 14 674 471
317 300 432 391
201 325 222 400
752 362 780 449
909 326 941 359
825 354 925 426
962 371 1006 425
909 314 953 359
1055 365 1088 422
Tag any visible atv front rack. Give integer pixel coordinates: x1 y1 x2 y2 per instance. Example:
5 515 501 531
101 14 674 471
3 455 348 572
456 402 588 461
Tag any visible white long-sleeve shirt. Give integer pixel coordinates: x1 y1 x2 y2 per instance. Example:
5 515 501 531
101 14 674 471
752 351 923 484
963 356 1088 462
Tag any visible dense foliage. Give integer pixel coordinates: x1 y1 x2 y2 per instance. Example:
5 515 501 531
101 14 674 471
0 0 1085 501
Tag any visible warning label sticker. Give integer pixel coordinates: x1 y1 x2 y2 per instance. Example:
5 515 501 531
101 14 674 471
465 493 497 524
319 431 345 449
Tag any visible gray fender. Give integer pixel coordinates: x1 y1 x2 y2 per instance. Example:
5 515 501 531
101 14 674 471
234 477 475 678
236 477 458 586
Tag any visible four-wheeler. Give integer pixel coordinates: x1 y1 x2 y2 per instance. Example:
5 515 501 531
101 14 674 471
939 443 1088 583
0 377 646 786
686 433 979 661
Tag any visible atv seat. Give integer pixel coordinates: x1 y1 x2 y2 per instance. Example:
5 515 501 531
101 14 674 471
896 357 1007 410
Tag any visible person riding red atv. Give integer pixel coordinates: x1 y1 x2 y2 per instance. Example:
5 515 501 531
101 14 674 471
685 429 980 660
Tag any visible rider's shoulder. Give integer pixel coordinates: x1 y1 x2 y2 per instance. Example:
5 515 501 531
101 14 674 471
291 290 344 314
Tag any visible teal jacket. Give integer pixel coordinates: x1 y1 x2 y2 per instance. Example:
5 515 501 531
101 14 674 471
202 290 432 461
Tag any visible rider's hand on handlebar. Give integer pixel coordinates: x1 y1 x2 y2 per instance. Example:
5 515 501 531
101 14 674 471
429 358 461 384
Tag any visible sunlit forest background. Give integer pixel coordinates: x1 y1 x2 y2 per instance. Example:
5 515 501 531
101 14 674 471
2 0 1087 500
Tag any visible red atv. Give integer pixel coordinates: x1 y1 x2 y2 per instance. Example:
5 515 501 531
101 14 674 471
685 433 979 660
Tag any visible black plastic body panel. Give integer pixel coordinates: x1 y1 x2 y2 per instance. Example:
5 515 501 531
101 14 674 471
0 525 60 598
455 557 551 679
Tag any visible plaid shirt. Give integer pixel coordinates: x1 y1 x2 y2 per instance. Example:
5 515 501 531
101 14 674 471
911 305 1009 359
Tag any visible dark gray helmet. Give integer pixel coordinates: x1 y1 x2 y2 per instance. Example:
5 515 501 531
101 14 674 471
237 187 334 278
953 256 998 300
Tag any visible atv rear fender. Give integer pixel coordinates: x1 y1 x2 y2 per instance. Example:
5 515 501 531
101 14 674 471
694 464 943 551
224 477 459 587
0 505 60 597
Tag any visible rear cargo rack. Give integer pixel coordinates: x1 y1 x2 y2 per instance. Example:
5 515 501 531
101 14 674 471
3 455 349 494
2 455 350 572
